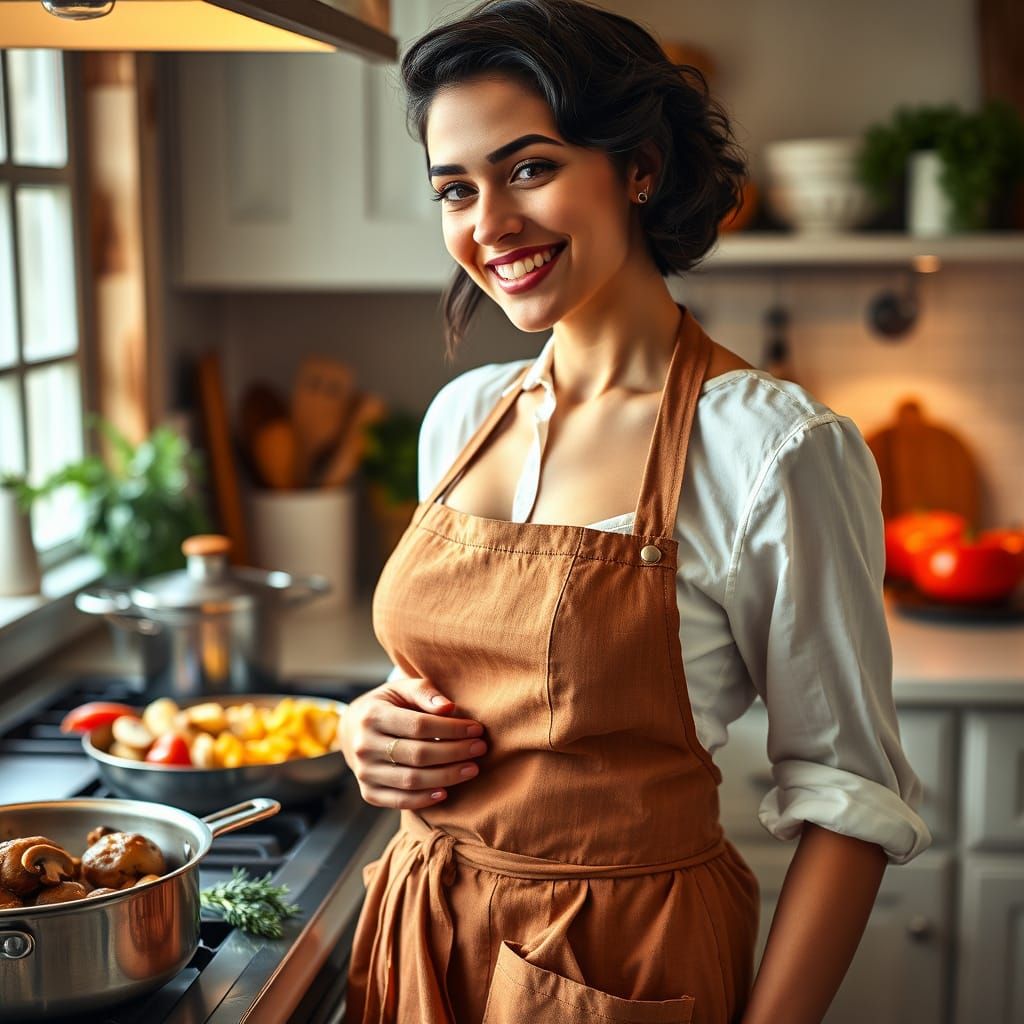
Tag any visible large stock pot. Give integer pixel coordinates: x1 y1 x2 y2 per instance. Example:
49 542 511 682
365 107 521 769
0 797 279 1020
74 534 330 698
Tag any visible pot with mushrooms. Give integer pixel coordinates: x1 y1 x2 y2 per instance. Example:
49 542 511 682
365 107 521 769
0 796 278 1020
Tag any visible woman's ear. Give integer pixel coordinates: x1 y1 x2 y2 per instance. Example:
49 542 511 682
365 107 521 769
627 140 663 198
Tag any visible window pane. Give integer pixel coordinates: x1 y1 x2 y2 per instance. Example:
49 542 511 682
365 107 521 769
0 57 8 164
16 185 78 362
0 186 17 369
0 375 25 477
7 50 67 168
26 360 83 549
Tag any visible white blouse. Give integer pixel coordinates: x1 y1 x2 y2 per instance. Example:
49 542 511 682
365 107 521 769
385 331 933 866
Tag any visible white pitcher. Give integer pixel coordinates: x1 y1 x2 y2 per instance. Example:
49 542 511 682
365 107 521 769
0 485 42 596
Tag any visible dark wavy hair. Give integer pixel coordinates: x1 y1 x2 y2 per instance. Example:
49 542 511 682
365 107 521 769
401 0 747 360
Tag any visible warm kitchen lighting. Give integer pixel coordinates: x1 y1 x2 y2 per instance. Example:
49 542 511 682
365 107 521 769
913 254 942 273
0 1 396 56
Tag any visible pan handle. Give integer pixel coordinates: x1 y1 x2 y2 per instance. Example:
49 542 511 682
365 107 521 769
203 798 281 839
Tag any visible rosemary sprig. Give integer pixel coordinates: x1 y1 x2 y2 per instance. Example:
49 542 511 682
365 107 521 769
200 867 301 939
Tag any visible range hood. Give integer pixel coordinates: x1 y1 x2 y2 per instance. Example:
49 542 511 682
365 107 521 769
0 1 397 58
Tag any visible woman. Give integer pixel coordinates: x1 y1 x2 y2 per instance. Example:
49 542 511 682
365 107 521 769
340 2 932 1022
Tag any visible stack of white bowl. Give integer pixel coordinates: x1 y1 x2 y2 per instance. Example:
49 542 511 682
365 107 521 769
763 137 875 234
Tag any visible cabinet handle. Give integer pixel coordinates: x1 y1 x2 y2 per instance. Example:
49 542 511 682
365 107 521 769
906 915 935 942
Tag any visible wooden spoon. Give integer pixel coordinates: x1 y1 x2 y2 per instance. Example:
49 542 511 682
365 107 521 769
291 357 355 486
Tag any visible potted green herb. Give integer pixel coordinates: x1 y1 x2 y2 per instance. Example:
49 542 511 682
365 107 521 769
0 472 41 596
856 100 1024 232
360 410 421 562
31 416 210 584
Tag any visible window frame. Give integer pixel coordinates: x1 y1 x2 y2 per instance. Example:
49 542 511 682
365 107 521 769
0 49 95 570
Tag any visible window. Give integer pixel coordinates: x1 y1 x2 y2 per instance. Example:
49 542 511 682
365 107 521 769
0 50 88 563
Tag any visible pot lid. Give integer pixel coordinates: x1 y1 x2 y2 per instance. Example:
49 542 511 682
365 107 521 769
130 535 256 614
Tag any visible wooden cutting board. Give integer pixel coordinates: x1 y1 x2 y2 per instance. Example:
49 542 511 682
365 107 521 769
864 398 981 528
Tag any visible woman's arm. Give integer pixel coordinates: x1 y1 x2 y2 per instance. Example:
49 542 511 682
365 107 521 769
741 823 888 1024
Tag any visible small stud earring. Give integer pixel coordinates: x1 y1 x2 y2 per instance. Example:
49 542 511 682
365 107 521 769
636 190 649 204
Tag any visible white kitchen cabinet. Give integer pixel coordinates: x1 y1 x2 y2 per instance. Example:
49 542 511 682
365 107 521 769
173 0 453 289
956 855 1024 1024
962 710 1024 851
717 699 1024 1024
738 843 952 1024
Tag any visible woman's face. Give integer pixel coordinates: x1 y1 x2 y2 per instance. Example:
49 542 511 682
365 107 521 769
425 75 642 333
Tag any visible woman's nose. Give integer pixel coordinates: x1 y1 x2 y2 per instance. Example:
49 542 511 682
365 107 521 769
472 189 524 248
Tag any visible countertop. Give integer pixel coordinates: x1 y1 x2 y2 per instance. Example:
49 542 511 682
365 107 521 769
33 589 1024 707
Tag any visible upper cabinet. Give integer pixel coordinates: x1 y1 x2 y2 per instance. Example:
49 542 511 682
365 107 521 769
172 0 452 290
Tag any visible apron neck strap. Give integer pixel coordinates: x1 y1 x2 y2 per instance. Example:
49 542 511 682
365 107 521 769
632 305 713 539
413 303 713 538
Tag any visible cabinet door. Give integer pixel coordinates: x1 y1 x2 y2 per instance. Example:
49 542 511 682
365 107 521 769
173 1 452 289
962 711 1024 850
740 843 953 1024
175 51 355 287
956 855 1024 1024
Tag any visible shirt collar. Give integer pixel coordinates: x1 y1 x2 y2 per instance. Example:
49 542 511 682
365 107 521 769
501 332 555 397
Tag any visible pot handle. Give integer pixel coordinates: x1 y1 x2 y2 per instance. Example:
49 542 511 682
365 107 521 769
0 931 34 960
74 588 162 636
281 573 332 607
203 798 281 839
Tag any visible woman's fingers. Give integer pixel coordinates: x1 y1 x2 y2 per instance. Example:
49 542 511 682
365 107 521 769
373 703 484 742
380 734 487 768
362 757 481 792
357 784 451 811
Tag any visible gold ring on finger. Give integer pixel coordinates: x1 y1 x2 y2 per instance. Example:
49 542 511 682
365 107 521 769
385 737 400 765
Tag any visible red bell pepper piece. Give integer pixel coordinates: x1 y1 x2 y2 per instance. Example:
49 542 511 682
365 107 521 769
59 702 139 734
145 732 193 767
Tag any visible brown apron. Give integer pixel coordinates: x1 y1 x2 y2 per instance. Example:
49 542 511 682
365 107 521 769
347 305 760 1024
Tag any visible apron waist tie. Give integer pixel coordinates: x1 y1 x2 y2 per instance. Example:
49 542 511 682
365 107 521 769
365 812 727 1023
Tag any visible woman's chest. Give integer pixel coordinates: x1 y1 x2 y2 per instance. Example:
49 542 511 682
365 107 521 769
439 389 663 527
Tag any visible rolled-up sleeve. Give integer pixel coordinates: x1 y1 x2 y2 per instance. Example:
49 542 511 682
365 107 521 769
724 414 933 865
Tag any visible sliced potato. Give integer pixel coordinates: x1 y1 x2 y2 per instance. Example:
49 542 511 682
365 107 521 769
111 716 154 752
142 697 179 737
189 732 216 769
110 741 146 761
186 702 228 734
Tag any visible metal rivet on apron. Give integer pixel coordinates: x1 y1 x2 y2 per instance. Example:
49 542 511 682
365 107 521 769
640 544 662 563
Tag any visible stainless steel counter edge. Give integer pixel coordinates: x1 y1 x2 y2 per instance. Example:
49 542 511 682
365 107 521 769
160 787 398 1023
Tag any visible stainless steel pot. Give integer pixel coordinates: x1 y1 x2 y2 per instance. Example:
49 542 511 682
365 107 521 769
74 534 330 697
0 797 279 1021
84 695 352 815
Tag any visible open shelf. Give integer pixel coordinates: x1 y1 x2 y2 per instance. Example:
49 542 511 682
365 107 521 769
699 231 1024 269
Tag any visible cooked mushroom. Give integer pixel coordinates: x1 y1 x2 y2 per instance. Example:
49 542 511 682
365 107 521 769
34 881 89 906
85 887 120 899
121 873 163 889
0 885 23 910
81 833 166 890
0 837 74 895
86 825 118 848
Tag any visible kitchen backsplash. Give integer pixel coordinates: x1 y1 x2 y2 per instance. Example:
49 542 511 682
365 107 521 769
211 262 1022 533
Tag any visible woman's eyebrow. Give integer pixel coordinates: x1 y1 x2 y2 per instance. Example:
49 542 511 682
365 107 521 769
428 133 564 177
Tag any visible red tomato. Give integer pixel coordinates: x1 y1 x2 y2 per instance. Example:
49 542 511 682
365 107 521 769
145 733 193 767
979 527 1024 573
910 536 1022 603
884 510 966 581
60 702 139 734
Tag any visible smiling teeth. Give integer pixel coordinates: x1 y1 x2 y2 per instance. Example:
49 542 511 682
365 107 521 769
494 246 560 280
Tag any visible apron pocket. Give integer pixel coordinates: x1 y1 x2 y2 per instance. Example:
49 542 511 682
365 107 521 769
482 940 695 1024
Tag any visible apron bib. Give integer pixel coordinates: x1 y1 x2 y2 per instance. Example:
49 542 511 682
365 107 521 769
347 305 760 1024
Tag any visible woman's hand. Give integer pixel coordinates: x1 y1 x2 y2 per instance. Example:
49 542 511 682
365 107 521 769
338 675 487 810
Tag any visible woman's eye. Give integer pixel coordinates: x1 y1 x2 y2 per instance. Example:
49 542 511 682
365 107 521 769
430 160 556 204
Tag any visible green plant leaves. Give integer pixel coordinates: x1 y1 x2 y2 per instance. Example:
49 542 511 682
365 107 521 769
856 100 1024 229
32 417 210 582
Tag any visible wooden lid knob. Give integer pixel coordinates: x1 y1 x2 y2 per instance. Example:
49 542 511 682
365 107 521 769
181 534 231 557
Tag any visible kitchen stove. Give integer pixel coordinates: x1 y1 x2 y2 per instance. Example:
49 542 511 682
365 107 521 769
0 674 399 1023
